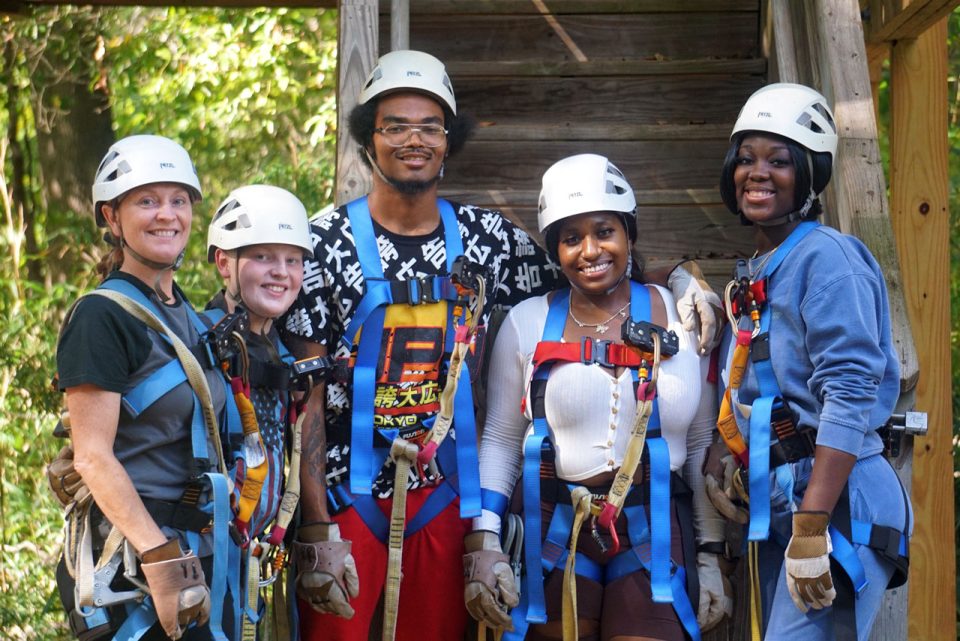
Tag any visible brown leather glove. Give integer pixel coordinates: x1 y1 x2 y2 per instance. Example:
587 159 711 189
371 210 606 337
463 530 519 630
47 445 88 507
140 539 210 640
785 511 836 612
293 522 359 618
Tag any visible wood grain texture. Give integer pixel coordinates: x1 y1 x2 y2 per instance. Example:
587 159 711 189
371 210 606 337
445 140 731 193
889 20 955 641
335 0 378 206
389 0 759 15
445 58 767 78
389 13 760 62
864 0 960 41
454 76 762 127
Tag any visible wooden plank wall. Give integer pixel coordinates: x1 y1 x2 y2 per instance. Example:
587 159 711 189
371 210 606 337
385 0 764 289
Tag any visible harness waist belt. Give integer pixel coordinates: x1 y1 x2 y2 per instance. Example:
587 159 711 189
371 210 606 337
142 497 213 533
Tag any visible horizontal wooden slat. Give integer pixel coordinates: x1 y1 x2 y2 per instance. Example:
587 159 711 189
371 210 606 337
395 13 760 62
436 198 751 284
455 75 760 126
391 0 759 14
443 188 723 208
470 123 731 141
445 140 730 193
446 58 766 77
863 0 959 42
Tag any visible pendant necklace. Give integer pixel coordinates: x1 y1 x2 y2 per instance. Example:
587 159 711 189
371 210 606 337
568 300 630 335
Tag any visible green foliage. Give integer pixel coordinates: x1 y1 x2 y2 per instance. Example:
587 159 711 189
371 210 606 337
0 6 337 639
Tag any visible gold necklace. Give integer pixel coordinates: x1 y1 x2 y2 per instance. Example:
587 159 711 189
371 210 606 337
750 247 777 280
568 301 630 335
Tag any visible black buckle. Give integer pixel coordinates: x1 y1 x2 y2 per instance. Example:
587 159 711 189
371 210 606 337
391 277 439 305
580 337 613 368
868 525 904 561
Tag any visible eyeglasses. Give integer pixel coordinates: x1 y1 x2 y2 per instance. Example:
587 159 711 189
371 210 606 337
373 123 448 148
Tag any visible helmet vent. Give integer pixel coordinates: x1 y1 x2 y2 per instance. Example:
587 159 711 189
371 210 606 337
811 102 836 132
96 150 119 175
606 180 627 196
797 112 825 134
442 75 454 97
363 68 382 92
103 160 133 184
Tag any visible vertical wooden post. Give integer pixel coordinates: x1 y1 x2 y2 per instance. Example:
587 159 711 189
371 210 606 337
390 0 409 51
335 0 378 206
889 19 955 641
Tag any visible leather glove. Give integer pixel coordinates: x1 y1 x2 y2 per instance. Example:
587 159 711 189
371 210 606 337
139 539 210 640
785 511 836 613
293 522 359 618
463 530 519 630
667 262 723 355
696 551 733 632
47 445 89 507
703 444 749 524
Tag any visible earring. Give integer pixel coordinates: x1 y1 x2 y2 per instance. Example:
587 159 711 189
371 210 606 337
439 162 445 180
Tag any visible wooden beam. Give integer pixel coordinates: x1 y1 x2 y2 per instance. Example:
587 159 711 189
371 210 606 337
335 0 378 206
383 0 759 13
863 0 960 42
22 0 336 6
769 0 800 82
389 0 408 51
811 0 920 390
444 58 766 77
888 20 955 641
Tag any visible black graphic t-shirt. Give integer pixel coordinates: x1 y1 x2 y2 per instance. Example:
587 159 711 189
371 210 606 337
282 201 561 496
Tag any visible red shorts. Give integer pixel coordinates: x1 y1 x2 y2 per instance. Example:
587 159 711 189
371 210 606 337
298 484 472 641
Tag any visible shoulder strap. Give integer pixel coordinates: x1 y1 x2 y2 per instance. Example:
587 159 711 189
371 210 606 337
86 289 226 477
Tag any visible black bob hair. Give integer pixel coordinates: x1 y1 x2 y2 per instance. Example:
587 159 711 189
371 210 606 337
348 95 476 168
718 131 833 224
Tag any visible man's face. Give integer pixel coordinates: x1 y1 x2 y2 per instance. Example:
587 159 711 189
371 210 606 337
370 92 448 194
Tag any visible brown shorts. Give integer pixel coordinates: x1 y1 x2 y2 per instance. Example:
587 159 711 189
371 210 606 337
526 485 691 641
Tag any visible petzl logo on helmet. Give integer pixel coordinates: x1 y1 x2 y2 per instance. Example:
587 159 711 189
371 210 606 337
568 192 583 199
757 111 772 118
159 162 176 169
406 71 422 77
279 223 293 230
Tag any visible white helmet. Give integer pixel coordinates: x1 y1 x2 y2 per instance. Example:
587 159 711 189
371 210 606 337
92 135 202 227
731 83 838 159
358 50 457 114
538 153 636 234
206 185 314 262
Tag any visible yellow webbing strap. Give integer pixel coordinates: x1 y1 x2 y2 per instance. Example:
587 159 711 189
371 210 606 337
88 289 226 477
382 438 419 641
716 338 751 461
476 621 504 641
242 546 260 641
561 487 594 641
233 387 267 531
748 541 763 641
419 277 485 460
599 332 661 523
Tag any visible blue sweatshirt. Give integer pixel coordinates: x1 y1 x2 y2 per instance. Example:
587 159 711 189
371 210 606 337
731 224 900 459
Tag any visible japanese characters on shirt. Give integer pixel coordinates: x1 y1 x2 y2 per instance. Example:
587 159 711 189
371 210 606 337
284 202 560 497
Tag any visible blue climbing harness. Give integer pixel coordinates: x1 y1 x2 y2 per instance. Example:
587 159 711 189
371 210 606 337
503 283 701 641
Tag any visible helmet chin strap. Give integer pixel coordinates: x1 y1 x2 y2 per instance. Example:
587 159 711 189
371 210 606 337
753 189 815 227
568 252 632 298
107 227 184 303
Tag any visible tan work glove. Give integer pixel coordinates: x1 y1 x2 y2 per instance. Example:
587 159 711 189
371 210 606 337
139 539 210 640
667 262 723 355
463 530 519 630
696 551 733 632
293 522 359 618
47 445 89 507
785 511 836 613
702 443 749 524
